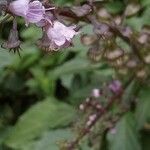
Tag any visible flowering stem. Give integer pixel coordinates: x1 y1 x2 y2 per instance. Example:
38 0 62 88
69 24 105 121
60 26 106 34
66 75 139 149
108 24 146 64
86 15 146 64
59 8 146 64
66 94 122 150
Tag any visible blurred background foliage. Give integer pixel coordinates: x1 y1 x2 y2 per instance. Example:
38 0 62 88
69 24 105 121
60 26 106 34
0 0 150 150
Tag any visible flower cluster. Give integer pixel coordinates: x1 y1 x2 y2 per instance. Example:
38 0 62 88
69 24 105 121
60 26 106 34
2 0 78 52
63 80 123 149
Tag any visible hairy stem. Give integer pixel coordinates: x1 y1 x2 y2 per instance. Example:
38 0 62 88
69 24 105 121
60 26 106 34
0 14 11 25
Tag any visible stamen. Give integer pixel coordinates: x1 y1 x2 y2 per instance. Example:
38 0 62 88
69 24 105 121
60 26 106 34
29 7 55 11
45 7 55 10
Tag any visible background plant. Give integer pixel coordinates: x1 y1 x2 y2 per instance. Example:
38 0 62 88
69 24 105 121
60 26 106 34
0 0 150 150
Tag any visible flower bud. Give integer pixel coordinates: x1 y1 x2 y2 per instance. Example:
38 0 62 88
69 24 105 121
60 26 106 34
89 114 97 122
109 58 125 68
105 48 124 61
86 114 97 127
71 4 92 17
0 0 7 14
126 59 138 68
136 68 147 79
79 104 85 111
120 26 133 38
138 33 149 44
91 88 101 98
96 104 102 110
108 80 122 95
113 16 122 25
117 67 128 75
94 23 113 39
81 34 97 46
87 45 104 62
86 98 90 103
144 53 150 64
1 19 21 55
37 31 58 52
97 8 111 20
125 3 140 17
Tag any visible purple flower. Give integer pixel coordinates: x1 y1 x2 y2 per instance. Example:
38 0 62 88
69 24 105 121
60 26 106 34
9 0 54 25
46 21 78 47
36 12 54 27
108 80 122 94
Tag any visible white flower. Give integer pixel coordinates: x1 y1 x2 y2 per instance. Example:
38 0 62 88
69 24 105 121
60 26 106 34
46 21 78 47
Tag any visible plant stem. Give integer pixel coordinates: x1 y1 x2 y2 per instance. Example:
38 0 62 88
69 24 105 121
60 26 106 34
0 14 11 25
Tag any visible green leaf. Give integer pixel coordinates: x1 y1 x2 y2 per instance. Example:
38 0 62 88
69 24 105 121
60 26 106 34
0 127 11 149
107 112 141 150
140 0 150 7
21 26 41 41
122 79 137 106
126 6 150 31
4 98 76 149
105 0 124 14
136 86 150 129
60 74 74 89
50 57 103 78
22 129 74 150
142 7 150 25
12 53 40 72
28 67 56 96
4 73 25 92
126 17 143 31
0 50 16 69
93 68 115 81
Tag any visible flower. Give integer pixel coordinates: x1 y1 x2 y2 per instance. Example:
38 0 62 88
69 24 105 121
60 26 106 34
9 0 54 25
46 21 78 47
36 11 54 27
108 80 122 94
